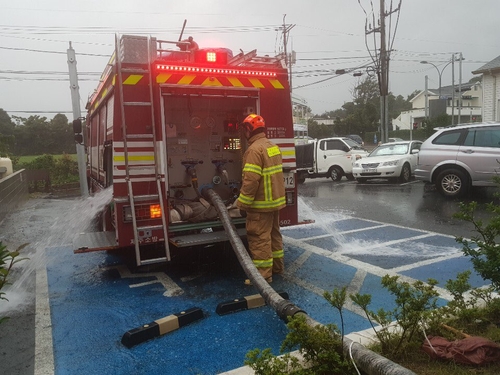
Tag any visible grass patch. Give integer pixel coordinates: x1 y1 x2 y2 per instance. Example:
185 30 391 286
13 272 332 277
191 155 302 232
13 154 80 187
17 154 77 164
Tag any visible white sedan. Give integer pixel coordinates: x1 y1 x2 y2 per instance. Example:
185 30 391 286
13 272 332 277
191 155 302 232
352 140 422 183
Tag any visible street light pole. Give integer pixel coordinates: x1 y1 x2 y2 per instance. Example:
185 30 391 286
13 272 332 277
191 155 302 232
420 61 442 97
420 60 455 98
420 57 458 124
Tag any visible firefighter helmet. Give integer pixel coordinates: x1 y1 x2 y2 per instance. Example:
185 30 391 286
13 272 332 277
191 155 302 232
242 114 265 132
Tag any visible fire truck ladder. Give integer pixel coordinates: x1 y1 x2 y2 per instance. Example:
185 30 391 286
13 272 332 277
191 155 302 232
115 34 170 266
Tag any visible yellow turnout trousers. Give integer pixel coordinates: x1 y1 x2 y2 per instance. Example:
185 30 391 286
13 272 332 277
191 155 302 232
245 210 284 279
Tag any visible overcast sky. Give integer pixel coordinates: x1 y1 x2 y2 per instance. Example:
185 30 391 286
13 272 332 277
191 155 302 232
1 0 499 120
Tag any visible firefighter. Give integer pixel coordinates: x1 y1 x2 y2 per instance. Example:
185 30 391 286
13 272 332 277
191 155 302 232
177 36 199 52
237 114 286 284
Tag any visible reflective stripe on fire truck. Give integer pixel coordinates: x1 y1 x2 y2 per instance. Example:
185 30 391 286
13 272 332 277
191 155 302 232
270 139 296 170
113 141 165 184
114 154 155 163
123 74 143 85
154 73 286 89
156 73 172 83
227 77 244 87
91 71 285 113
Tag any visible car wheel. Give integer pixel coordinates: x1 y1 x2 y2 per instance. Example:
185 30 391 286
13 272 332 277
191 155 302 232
297 172 306 184
356 178 367 183
346 173 355 181
399 163 411 183
329 167 342 181
436 168 469 198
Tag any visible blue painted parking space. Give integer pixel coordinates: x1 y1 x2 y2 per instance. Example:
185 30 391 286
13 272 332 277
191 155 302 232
43 214 486 374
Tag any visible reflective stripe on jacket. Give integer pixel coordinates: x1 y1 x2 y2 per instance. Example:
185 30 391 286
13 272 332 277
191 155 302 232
237 132 286 212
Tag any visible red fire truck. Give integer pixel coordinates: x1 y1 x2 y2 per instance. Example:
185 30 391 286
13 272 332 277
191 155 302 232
75 34 298 266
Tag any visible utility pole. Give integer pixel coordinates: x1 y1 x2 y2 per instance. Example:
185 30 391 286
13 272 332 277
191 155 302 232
424 75 429 119
364 0 401 143
458 52 463 124
281 14 295 93
379 0 389 143
67 42 89 198
451 54 455 126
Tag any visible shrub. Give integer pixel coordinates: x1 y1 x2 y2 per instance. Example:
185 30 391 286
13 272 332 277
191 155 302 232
351 275 440 358
454 200 500 292
13 154 79 187
0 241 28 324
245 314 353 375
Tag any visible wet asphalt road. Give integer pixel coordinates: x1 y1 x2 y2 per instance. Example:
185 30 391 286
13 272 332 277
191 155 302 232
298 177 498 239
0 179 498 374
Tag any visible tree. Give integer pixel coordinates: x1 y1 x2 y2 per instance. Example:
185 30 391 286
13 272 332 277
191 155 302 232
11 114 76 155
49 114 75 154
317 77 414 137
0 109 15 156
332 76 380 137
307 119 335 139
12 115 50 155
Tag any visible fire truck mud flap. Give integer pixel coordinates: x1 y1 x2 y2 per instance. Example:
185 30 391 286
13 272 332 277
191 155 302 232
73 231 119 253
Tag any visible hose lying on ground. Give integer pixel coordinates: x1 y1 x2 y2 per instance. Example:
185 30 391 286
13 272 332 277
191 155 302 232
203 187 417 375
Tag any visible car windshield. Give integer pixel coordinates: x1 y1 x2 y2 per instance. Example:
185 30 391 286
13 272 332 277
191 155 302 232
369 143 408 156
344 138 364 150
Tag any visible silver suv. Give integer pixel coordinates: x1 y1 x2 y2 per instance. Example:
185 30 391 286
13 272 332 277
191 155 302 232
415 122 500 197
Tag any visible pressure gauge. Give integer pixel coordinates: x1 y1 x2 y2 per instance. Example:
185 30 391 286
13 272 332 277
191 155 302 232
190 116 202 129
212 175 222 185
205 116 216 129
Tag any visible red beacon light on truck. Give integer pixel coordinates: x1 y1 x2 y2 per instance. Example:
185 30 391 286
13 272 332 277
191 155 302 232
206 51 217 63
155 48 278 78
194 48 229 65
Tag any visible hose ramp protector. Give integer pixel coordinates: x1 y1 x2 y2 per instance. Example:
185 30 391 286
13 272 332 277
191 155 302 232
216 291 289 315
121 307 204 348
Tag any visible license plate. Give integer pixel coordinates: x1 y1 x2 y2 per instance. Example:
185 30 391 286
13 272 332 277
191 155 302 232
362 169 377 173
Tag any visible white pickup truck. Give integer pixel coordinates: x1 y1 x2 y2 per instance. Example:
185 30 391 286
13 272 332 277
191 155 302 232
295 137 368 183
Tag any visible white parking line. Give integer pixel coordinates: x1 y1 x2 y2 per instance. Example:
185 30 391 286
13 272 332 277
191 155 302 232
35 257 55 375
108 264 184 297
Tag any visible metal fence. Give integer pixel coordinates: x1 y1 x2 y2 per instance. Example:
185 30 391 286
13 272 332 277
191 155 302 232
0 170 29 225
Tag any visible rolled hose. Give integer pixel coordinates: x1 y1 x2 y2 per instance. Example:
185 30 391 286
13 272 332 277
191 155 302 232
203 187 416 375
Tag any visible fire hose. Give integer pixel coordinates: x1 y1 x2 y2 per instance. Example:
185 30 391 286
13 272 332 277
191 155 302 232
202 187 417 375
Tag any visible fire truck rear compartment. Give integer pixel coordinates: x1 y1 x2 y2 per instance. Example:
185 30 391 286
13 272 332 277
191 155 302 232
160 91 255 253
76 34 297 266
162 90 257 218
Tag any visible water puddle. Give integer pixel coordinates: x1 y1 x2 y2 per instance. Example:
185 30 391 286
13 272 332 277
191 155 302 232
0 188 113 315
296 196 460 258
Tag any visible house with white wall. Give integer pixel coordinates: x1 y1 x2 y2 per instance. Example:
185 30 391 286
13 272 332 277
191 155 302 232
472 55 500 122
393 81 482 130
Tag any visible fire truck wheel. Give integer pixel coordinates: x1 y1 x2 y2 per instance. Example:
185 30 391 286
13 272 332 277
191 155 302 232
329 166 343 182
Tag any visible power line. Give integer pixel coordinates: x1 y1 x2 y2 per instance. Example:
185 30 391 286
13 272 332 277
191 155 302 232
5 110 73 114
0 69 100 75
0 45 109 57
0 77 97 81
